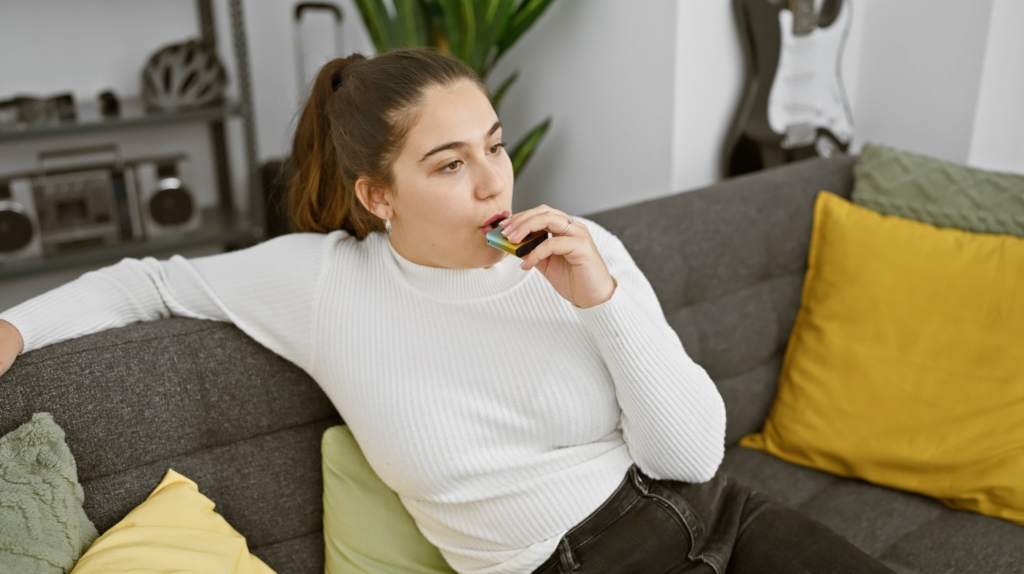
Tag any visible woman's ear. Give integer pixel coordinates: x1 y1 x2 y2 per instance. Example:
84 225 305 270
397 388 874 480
354 176 392 220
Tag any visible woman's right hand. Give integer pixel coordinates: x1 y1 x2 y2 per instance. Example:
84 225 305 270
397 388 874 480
0 320 24 379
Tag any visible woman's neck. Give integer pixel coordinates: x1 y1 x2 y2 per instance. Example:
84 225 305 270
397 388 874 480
381 234 527 300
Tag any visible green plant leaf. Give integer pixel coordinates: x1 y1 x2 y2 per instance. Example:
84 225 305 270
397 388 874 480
490 71 518 112
458 0 477 65
470 0 516 77
353 0 395 52
510 117 551 175
484 0 501 23
496 0 556 61
421 0 447 49
394 0 429 47
482 0 521 76
436 0 465 58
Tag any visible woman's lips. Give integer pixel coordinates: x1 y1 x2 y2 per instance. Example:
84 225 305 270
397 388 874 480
480 210 511 234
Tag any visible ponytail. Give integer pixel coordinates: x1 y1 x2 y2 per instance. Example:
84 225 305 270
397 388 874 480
287 55 368 236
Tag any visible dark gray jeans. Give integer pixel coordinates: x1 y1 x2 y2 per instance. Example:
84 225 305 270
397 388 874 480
530 464 896 574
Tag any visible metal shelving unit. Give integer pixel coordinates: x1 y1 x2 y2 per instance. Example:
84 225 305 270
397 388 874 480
0 0 263 281
0 100 243 144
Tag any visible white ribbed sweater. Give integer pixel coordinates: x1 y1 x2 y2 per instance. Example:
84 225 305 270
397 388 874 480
0 216 726 574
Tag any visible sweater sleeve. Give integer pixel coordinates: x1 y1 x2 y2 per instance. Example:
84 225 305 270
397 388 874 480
0 230 345 375
572 217 726 483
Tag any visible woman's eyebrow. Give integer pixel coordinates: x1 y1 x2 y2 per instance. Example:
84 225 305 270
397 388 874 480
418 120 502 163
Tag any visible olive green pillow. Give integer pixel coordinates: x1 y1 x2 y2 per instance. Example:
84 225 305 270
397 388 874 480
851 142 1024 237
0 412 99 574
321 425 456 574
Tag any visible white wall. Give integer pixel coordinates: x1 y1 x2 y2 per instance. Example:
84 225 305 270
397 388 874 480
846 0 995 163
670 1 743 194
0 1 197 97
487 0 678 216
967 0 1024 175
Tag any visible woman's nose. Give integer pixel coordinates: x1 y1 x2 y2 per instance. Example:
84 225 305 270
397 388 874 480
475 159 505 199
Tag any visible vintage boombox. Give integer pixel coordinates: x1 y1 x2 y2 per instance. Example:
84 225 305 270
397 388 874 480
0 144 201 264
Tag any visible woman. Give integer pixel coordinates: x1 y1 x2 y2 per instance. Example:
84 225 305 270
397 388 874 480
0 49 894 574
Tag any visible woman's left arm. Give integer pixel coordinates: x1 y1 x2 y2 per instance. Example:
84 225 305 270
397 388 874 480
506 208 726 482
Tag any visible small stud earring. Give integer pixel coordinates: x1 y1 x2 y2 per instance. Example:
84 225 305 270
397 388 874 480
385 216 392 237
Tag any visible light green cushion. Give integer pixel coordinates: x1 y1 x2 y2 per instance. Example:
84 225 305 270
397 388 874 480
851 142 1024 237
321 425 456 574
0 412 99 574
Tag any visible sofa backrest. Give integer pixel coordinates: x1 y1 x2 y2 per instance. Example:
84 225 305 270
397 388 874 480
0 317 341 572
0 155 855 572
585 155 856 445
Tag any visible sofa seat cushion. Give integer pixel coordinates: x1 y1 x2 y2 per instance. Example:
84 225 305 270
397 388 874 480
719 447 1024 574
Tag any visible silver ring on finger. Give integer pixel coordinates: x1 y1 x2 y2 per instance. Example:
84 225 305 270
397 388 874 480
557 217 574 236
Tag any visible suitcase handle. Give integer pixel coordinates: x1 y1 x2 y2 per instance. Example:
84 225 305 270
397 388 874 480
294 2 342 22
293 2 345 96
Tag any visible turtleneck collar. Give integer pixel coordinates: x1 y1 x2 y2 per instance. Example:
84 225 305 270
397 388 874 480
377 232 531 301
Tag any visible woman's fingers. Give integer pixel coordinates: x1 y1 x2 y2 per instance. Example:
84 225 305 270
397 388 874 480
498 204 556 232
502 206 615 308
520 236 586 269
500 207 583 244
498 205 563 236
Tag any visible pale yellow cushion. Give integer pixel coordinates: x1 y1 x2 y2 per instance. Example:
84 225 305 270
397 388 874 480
322 425 455 574
740 190 1024 527
70 469 275 574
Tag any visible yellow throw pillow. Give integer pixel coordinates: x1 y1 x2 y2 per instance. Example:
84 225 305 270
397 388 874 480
70 469 275 574
740 191 1024 526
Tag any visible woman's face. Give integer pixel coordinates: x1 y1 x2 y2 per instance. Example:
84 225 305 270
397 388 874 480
361 79 515 269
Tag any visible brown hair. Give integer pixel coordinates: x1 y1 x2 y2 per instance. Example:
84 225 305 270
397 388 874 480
287 48 486 239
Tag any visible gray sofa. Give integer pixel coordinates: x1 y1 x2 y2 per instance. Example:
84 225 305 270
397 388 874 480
2 155 1022 574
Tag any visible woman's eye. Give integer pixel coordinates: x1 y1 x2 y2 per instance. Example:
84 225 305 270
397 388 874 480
439 144 504 173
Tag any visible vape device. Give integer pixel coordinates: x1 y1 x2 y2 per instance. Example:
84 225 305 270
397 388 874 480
486 227 549 257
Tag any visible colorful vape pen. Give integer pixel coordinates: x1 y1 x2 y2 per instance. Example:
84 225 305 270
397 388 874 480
486 227 549 257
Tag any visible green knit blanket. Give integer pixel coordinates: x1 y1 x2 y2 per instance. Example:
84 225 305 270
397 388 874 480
851 142 1024 237
0 412 98 573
